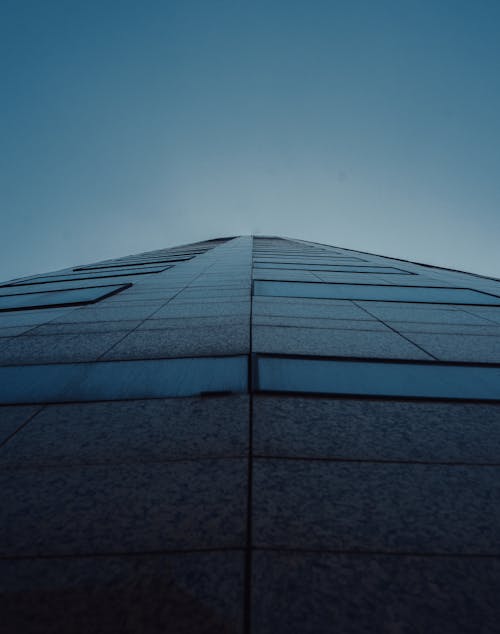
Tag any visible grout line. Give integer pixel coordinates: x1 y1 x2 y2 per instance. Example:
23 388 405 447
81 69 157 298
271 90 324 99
0 455 248 471
252 454 500 467
93 246 251 359
286 237 500 283
5 241 230 347
352 300 441 361
250 546 500 559
94 260 221 361
251 322 390 333
244 237 255 634
0 406 45 450
460 306 500 326
0 351 248 369
0 546 245 562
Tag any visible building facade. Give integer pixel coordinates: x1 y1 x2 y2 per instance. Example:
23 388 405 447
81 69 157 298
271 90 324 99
1 236 500 633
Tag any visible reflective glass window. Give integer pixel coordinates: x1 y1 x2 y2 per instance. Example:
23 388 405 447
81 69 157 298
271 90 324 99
253 281 500 305
253 264 411 274
8 266 171 286
74 257 193 271
0 355 248 404
257 356 500 401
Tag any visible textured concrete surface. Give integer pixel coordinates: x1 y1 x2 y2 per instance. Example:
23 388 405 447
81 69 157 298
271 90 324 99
0 308 71 328
49 304 165 322
2 235 500 634
252 551 500 634
312 272 388 284
252 325 432 359
103 324 250 360
0 396 249 466
253 396 500 462
355 302 491 324
154 300 250 317
252 459 500 553
1 551 244 634
403 332 500 362
252 297 371 319
0 405 41 444
252 315 389 330
1 458 247 556
0 325 36 337
252 269 320 282
466 306 500 324
0 331 131 365
137 315 248 330
28 319 142 334
387 321 500 335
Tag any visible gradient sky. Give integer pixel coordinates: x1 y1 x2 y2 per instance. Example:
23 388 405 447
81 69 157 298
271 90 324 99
1 0 500 281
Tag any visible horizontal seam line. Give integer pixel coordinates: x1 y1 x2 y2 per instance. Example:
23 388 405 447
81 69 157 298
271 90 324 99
252 454 500 467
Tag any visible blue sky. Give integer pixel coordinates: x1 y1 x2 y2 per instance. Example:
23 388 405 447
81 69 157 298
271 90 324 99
1 0 500 280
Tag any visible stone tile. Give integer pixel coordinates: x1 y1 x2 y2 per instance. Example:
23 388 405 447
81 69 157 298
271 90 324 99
252 315 388 330
172 295 249 305
1 458 246 556
0 550 243 634
252 326 431 359
176 289 249 300
252 551 500 634
0 326 35 337
252 298 368 320
388 322 500 335
403 333 500 362
187 282 250 289
374 276 446 286
313 273 387 284
0 277 128 298
102 294 179 304
50 305 164 323
103 325 249 360
155 301 250 318
464 307 500 324
138 315 248 330
26 320 142 335
252 297 352 306
355 302 489 324
253 270 320 282
0 405 41 444
253 396 500 463
0 308 72 328
252 459 500 553
0 396 248 466
0 331 131 365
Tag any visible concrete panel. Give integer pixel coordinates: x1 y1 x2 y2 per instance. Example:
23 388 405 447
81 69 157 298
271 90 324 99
0 396 249 466
1 551 243 634
253 459 500 553
1 458 247 556
252 551 500 634
253 396 500 462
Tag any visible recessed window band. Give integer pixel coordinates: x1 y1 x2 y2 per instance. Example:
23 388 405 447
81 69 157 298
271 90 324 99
256 355 500 402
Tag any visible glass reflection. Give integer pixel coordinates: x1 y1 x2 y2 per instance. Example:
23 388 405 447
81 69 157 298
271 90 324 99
254 281 500 305
0 356 248 403
257 356 500 401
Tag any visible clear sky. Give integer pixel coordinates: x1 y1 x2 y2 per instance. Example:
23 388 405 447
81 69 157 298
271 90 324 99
1 0 499 281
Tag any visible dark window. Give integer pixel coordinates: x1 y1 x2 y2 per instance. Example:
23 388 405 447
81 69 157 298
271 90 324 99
0 284 131 312
253 281 500 305
256 356 500 401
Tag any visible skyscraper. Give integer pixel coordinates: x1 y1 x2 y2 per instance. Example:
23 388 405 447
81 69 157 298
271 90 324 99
1 236 500 633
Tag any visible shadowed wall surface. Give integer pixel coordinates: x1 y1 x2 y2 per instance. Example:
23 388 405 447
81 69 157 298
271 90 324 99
1 236 500 633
